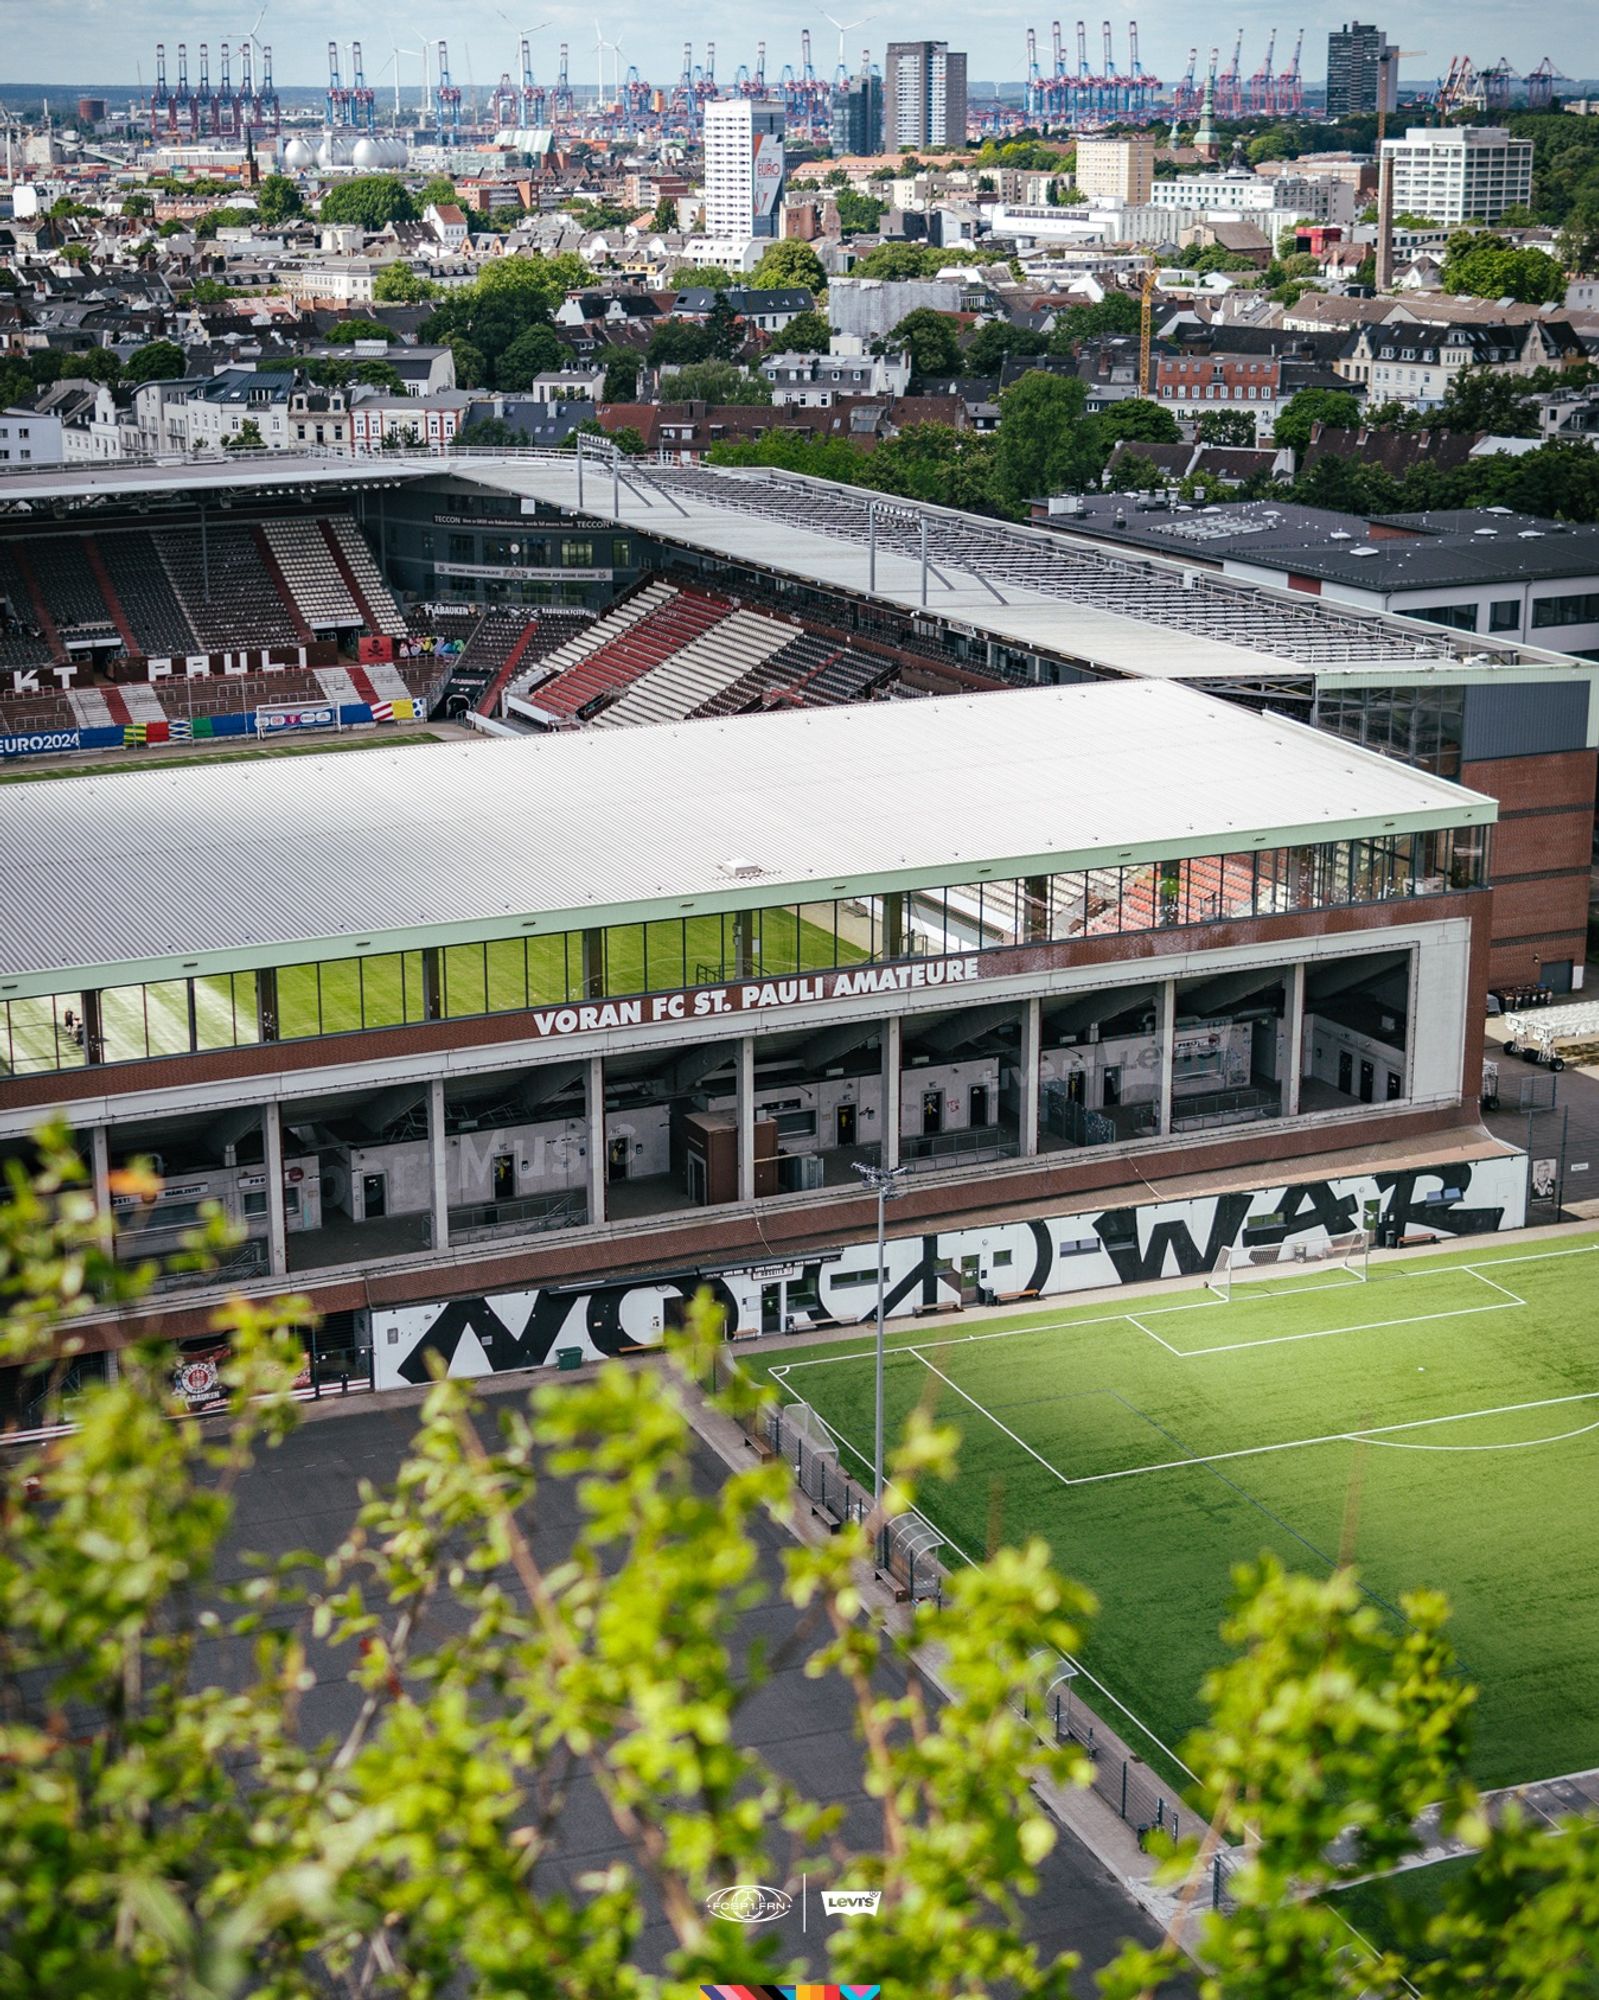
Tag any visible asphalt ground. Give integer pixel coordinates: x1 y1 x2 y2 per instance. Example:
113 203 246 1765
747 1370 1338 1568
204 1394 1190 1997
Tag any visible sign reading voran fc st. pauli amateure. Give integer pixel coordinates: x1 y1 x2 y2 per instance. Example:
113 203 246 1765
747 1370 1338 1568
520 956 985 1042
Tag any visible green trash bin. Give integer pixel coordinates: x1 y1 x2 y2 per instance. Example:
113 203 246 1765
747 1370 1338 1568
555 1347 583 1372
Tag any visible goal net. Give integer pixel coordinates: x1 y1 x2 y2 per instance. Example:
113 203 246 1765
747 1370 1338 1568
1208 1230 1371 1301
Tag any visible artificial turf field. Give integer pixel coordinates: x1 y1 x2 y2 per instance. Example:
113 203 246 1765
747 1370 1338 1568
761 1236 1599 1793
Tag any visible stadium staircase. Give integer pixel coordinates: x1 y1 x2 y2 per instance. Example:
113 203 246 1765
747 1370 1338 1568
250 525 316 642
318 518 407 639
533 587 730 722
9 545 67 665
501 579 676 719
80 538 140 655
156 523 301 651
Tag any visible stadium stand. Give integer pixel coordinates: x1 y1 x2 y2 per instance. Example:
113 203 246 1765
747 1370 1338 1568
0 544 55 671
96 530 197 658
26 537 119 655
585 608 795 728
261 519 363 633
321 518 407 639
689 629 841 718
156 523 302 651
502 578 677 715
791 643 896 706
537 587 729 721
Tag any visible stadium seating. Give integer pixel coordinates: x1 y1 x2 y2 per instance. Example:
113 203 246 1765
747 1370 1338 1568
537 588 730 720
322 517 407 638
788 643 895 706
156 523 301 651
502 579 678 715
261 519 364 632
0 545 54 672
586 609 796 729
25 537 119 652
95 530 198 658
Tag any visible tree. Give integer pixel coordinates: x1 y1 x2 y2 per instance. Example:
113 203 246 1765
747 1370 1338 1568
0 1128 1092 2000
317 176 418 231
223 418 265 452
964 320 1048 374
1442 239 1566 305
324 316 393 346
121 192 153 219
889 308 963 380
1196 408 1260 446
705 290 742 361
35 345 120 386
1047 291 1142 352
768 309 831 355
495 323 565 391
373 261 439 304
417 174 459 209
658 361 772 404
350 358 406 392
647 319 718 367
601 348 642 401
651 194 679 233
1083 398 1180 449
992 370 1095 510
607 424 649 455
833 190 884 234
255 173 303 227
444 336 489 389
1434 367 1541 438
121 339 186 386
1273 386 1363 453
750 240 826 294
8 1129 1599 1998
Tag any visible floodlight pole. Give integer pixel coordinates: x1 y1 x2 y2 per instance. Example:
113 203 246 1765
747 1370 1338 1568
854 1158 907 1517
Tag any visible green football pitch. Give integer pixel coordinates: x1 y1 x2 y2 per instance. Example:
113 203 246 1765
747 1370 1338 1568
761 1237 1599 1793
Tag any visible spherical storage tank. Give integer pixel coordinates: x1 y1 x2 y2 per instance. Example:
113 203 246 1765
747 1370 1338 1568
351 136 383 172
281 136 315 173
316 132 355 172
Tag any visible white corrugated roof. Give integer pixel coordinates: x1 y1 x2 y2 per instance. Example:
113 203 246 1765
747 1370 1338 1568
0 680 1494 992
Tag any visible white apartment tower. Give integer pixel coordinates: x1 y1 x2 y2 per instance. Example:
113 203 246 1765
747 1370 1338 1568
703 98 787 243
1380 125 1534 226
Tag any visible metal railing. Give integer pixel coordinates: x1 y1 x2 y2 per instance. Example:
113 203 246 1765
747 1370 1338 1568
448 1188 587 1245
900 1125 1020 1171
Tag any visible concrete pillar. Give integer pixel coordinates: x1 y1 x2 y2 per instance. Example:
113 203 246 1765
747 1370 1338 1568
882 892 905 960
81 988 105 1066
421 947 444 1022
1158 978 1176 1138
1018 998 1040 1158
261 1103 289 1279
880 1014 901 1169
736 1036 755 1203
1284 961 1306 1118
89 1124 111 1218
1023 876 1051 943
428 1077 450 1251
732 911 754 979
581 929 605 999
586 1054 606 1226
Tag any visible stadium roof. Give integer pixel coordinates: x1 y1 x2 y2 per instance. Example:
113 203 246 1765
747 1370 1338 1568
0 454 427 512
457 456 1583 686
0 680 1494 996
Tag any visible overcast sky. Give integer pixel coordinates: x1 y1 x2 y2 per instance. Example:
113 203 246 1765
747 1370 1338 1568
14 0 1599 92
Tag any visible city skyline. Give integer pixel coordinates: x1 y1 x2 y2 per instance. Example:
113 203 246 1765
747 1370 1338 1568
14 1 1599 95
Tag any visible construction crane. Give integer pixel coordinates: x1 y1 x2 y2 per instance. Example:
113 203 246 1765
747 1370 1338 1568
1247 29 1276 118
1217 28 1243 119
1276 30 1303 117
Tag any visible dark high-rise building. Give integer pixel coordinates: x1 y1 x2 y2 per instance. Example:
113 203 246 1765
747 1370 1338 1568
883 41 968 150
1326 22 1397 119
831 71 884 157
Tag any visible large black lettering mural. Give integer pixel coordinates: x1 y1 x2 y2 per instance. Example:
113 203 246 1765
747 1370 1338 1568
371 1155 1523 1391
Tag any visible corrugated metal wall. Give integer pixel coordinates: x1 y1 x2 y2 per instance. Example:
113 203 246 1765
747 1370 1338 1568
1461 681 1590 763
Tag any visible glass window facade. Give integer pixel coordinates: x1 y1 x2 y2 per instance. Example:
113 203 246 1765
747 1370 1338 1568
1313 686 1465 778
0 831 1487 1076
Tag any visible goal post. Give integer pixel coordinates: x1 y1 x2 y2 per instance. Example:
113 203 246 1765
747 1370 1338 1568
1206 1230 1371 1299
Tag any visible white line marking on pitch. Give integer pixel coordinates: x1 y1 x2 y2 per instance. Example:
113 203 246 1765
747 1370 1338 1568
908 1345 1082 1489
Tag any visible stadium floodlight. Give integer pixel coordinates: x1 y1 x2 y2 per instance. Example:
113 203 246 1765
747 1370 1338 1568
852 1158 908 1513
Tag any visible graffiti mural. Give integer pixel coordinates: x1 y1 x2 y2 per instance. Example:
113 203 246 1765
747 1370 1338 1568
369 1153 1526 1392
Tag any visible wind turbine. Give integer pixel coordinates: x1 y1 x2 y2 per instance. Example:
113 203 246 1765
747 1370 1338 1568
593 22 623 108
822 12 876 77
